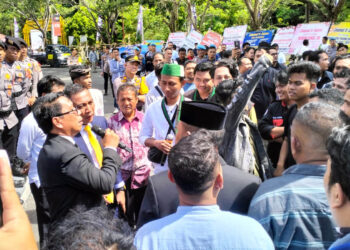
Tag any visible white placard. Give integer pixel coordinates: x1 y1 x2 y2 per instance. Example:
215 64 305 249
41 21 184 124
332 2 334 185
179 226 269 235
182 30 203 49
289 22 331 55
167 32 187 48
30 30 44 51
80 35 87 44
68 36 74 46
222 25 247 50
271 26 296 54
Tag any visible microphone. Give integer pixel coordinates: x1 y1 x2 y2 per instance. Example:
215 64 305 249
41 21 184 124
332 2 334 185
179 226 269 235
91 125 132 153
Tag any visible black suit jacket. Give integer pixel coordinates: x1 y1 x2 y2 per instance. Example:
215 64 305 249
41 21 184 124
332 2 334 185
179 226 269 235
137 159 261 228
38 134 122 223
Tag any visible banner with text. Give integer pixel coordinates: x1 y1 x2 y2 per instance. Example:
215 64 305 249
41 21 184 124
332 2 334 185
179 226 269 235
52 14 61 37
201 31 222 48
182 30 203 49
222 25 247 49
167 32 187 48
244 30 274 47
271 26 296 53
289 22 331 54
327 22 350 45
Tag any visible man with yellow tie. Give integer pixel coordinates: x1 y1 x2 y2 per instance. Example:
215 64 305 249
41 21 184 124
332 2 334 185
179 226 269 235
35 91 121 226
64 84 115 204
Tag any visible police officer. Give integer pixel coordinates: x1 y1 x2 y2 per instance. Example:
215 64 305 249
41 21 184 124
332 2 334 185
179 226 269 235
0 39 20 158
2 36 31 126
17 38 42 106
0 41 5 64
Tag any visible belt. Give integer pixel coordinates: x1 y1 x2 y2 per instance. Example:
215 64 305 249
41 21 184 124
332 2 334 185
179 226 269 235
0 109 12 118
12 90 24 98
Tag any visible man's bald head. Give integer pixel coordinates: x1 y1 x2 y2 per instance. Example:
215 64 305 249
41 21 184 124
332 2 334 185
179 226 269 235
291 102 341 163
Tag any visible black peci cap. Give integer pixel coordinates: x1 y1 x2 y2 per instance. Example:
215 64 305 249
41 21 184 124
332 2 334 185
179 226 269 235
180 101 227 130
69 65 91 80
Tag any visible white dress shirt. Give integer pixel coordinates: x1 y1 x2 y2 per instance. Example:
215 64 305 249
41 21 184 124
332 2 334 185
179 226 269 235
89 88 104 116
17 112 46 187
80 124 100 169
139 97 180 174
145 86 184 111
145 71 158 90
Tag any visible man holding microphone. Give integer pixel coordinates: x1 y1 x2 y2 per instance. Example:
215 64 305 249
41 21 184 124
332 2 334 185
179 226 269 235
34 92 122 225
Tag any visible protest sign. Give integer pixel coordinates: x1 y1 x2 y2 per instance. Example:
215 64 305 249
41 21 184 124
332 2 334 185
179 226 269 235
289 22 331 54
201 31 222 48
327 22 350 45
243 30 274 47
271 26 295 53
222 25 247 49
182 30 203 49
167 32 187 48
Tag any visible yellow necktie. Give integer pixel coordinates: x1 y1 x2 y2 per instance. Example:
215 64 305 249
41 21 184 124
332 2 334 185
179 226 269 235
84 125 114 204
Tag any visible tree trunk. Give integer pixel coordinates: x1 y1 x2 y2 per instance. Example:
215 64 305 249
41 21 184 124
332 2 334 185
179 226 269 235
305 2 310 23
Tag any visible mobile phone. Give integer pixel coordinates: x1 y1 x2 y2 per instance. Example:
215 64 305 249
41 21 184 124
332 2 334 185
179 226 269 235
234 40 240 49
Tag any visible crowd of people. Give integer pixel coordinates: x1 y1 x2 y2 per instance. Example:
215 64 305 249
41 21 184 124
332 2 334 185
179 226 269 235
0 33 350 250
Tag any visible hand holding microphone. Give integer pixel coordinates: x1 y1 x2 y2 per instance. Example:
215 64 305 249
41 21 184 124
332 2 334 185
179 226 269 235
92 125 132 153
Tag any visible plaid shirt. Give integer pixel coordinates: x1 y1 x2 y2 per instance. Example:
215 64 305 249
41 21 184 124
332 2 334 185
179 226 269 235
248 164 337 249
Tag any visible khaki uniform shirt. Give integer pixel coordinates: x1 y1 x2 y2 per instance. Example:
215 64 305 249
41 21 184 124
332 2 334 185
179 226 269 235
1 60 31 111
0 64 19 130
21 57 42 98
67 55 82 66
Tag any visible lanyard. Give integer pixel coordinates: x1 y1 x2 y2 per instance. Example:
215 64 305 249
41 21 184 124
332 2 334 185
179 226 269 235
161 95 184 134
193 87 216 101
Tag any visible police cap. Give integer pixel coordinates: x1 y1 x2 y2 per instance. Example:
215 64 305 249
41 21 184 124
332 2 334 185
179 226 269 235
5 36 21 50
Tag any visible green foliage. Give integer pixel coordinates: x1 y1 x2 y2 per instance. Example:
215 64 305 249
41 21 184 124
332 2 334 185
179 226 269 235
198 0 249 33
274 2 305 27
337 0 350 22
64 6 97 45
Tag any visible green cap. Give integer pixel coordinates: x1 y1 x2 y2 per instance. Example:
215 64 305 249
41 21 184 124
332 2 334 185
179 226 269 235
161 64 184 77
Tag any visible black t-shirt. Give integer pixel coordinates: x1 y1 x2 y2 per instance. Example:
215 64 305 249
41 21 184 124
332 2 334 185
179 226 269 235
283 104 298 168
176 58 188 66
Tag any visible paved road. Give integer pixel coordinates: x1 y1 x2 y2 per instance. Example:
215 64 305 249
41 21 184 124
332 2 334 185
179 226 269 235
42 66 116 114
22 65 117 246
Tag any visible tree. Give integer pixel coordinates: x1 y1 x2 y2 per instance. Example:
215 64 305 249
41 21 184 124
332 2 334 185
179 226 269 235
158 0 183 32
77 0 133 44
64 6 97 45
184 0 212 31
196 0 249 33
0 0 53 45
242 0 281 30
296 0 346 23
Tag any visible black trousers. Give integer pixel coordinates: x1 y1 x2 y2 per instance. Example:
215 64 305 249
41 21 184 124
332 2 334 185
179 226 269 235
30 183 51 248
103 73 115 97
118 178 147 228
15 106 30 127
0 124 18 158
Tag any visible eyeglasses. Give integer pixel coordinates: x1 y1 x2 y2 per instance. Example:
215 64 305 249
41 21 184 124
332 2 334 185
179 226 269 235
55 107 80 117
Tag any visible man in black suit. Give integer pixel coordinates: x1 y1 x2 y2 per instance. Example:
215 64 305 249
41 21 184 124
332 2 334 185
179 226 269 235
34 92 122 225
137 101 260 228
65 84 107 165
